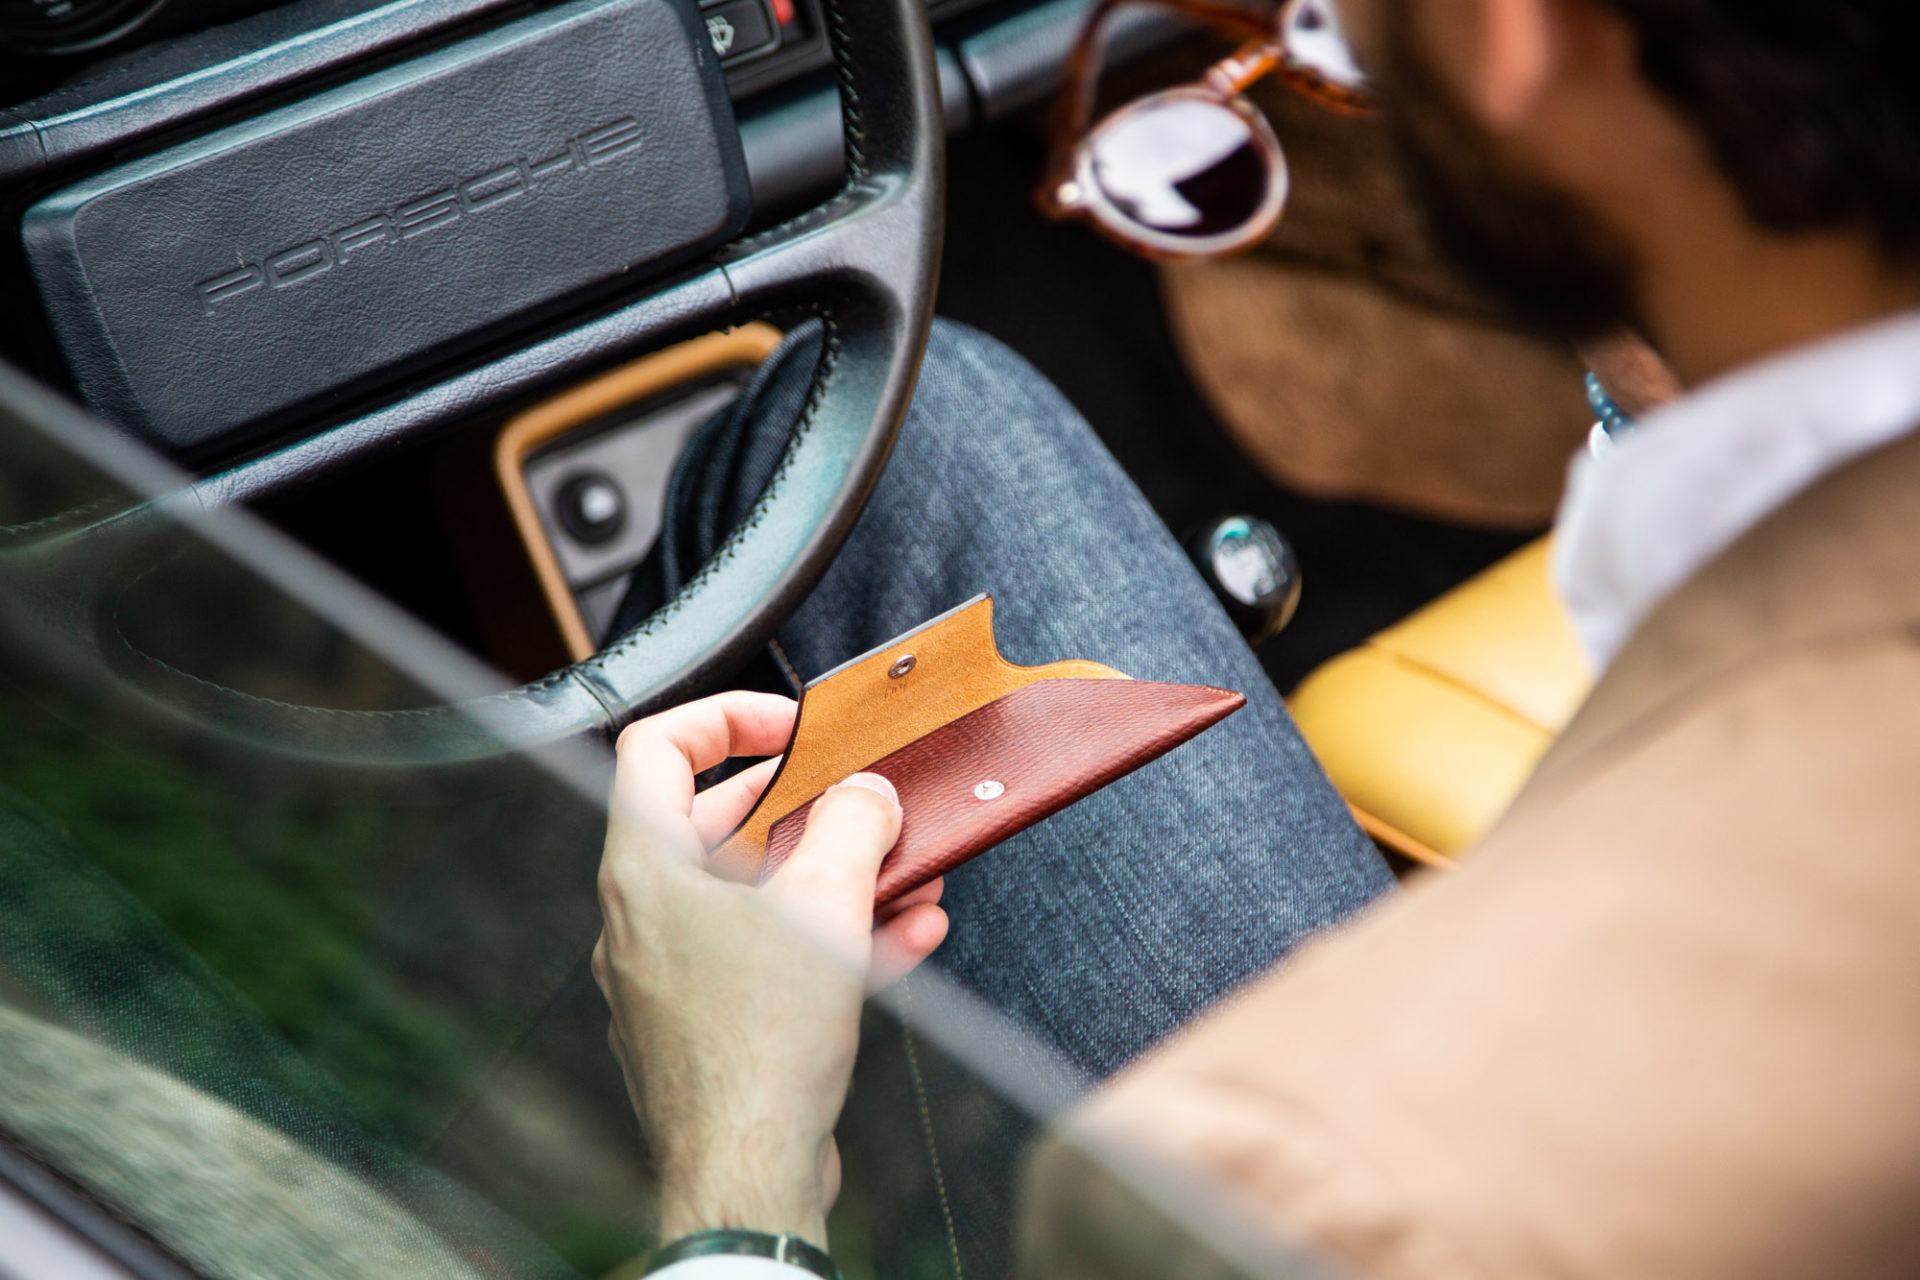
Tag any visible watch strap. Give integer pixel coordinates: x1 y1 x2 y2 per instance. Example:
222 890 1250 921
645 1229 839 1278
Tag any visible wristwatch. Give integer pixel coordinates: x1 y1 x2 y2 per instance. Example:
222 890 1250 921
644 1229 841 1278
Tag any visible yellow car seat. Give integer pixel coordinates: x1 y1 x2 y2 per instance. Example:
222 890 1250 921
1289 539 1593 867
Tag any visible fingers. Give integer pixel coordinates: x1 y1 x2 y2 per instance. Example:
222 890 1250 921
690 756 783 847
763 774 903 937
611 692 798 822
870 903 950 989
877 876 943 924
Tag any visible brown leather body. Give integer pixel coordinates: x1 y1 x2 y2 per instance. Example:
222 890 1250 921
711 596 1243 900
1022 430 1920 1279
764 678 1243 903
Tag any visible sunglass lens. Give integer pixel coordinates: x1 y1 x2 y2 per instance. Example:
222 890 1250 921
1086 97 1279 244
1283 0 1369 94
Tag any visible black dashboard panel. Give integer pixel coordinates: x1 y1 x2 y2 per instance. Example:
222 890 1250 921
0 0 1188 473
21 0 749 448
0 0 167 56
0 0 546 179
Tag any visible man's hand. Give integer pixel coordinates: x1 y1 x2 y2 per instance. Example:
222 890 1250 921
591 691 950 1247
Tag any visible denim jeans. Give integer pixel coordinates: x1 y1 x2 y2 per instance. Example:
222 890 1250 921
619 319 1393 1273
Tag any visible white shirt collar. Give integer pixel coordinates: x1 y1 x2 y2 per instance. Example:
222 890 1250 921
1552 309 1920 669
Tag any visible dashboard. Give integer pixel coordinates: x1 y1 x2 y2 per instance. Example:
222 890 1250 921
0 0 1179 485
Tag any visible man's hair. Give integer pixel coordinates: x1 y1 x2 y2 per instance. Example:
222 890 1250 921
1604 2 1920 260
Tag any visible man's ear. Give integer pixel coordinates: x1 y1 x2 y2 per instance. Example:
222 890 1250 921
1463 0 1556 131
1445 0 1637 134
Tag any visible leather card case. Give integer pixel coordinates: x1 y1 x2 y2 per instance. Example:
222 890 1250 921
708 595 1245 904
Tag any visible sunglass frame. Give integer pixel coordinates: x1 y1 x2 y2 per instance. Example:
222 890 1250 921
1037 0 1374 261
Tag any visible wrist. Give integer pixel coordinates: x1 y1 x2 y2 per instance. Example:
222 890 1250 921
658 1148 829 1247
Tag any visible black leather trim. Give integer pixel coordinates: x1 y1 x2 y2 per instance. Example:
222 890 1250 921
0 0 526 184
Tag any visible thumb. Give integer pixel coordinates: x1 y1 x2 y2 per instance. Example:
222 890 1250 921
762 774 903 933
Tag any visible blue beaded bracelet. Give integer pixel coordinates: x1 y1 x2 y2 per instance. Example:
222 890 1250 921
1586 372 1636 440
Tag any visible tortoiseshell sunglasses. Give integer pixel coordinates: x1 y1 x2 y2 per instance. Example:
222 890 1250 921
1037 0 1373 260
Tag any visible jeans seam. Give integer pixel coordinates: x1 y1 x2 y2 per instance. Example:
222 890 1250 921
766 638 804 695
899 976 965 1280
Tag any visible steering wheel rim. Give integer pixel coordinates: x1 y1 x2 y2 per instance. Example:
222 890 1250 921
577 0 947 721
7 0 945 765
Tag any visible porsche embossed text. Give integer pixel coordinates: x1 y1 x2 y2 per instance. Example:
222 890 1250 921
191 116 644 311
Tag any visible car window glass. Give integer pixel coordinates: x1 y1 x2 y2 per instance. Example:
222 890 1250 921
0 368 1322 1280
0 378 134 539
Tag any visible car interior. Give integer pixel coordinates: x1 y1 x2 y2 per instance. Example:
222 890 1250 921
0 0 1602 1275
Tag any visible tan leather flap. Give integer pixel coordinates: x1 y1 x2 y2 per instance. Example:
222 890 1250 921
707 594 1127 881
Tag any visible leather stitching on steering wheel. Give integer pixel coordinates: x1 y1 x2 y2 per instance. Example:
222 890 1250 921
590 308 844 664
592 0 867 671
823 0 868 177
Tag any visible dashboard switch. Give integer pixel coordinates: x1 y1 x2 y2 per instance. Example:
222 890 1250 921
700 0 777 61
554 470 629 546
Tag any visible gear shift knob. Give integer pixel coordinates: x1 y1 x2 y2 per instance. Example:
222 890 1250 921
1187 515 1301 644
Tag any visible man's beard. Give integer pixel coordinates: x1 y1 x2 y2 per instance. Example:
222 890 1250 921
1377 10 1645 341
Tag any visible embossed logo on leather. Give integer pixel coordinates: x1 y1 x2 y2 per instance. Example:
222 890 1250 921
190 116 644 312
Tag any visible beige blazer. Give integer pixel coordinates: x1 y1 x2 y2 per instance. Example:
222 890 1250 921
1022 429 1920 1279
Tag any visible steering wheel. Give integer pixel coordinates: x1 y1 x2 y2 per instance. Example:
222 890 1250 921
8 0 944 764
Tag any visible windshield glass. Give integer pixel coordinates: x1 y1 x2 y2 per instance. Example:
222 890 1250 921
0 364 1330 1280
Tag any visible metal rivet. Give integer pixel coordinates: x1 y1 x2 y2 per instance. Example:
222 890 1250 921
973 780 1005 801
888 654 917 679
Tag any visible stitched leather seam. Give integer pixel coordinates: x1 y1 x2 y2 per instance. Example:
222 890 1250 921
595 0 891 665
562 666 622 738
84 0 888 736
591 307 842 666
822 0 867 178
727 184 870 257
718 0 874 258
95 304 841 733
108 620 562 723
